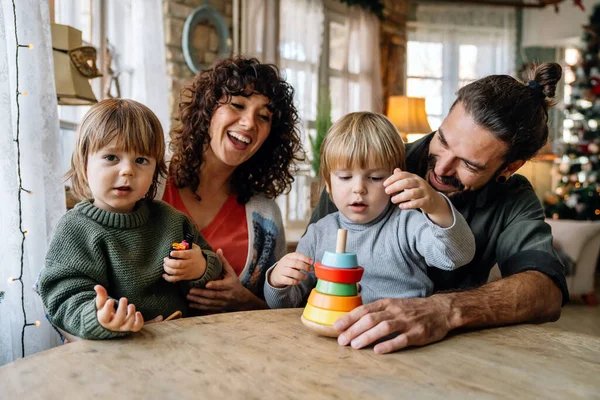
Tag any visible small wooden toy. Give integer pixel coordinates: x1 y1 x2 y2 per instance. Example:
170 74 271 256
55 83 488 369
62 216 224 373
301 228 363 337
169 232 195 259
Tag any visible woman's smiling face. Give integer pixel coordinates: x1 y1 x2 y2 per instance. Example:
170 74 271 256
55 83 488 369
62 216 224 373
207 93 273 170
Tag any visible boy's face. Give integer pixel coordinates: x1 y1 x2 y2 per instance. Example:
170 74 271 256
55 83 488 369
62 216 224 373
86 138 156 213
327 166 393 224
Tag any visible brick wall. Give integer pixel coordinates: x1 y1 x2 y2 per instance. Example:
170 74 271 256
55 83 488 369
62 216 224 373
162 0 233 125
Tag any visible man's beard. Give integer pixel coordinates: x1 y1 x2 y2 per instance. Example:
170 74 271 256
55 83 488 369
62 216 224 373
426 155 465 193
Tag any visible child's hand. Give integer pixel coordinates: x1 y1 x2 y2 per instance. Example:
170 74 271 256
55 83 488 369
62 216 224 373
269 252 314 288
163 243 206 283
384 168 453 227
95 285 144 332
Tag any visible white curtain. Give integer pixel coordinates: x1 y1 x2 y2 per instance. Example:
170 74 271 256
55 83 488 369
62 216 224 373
338 5 383 117
240 0 280 64
0 0 64 365
276 0 324 228
106 0 170 133
409 4 516 119
56 0 170 172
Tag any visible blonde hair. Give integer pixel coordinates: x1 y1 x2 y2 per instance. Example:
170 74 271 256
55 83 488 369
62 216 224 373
320 112 406 188
66 99 168 201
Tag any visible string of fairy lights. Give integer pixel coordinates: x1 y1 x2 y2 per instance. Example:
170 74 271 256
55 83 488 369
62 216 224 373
6 0 41 358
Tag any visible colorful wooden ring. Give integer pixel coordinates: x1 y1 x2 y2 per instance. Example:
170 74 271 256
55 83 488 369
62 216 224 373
302 303 348 326
307 289 362 312
314 262 364 284
321 250 358 269
315 280 358 296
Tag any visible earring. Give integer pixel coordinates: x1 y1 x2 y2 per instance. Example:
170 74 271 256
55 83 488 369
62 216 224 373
496 175 507 184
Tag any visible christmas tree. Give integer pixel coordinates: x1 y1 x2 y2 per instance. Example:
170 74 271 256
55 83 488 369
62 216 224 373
544 4 600 221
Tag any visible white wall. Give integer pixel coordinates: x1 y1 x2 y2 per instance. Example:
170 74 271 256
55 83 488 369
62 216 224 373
522 0 599 47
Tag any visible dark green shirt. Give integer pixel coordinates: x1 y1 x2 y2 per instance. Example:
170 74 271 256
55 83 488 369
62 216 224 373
310 133 569 304
39 200 222 339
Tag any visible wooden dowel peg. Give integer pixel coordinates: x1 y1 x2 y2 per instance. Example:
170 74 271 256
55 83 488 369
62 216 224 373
336 229 347 253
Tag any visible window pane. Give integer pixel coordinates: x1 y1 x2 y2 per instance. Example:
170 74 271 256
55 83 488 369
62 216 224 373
55 0 92 42
348 30 360 74
329 21 347 71
349 81 359 112
407 78 442 116
458 79 476 90
427 116 442 132
330 76 344 122
280 41 307 62
407 41 442 78
459 45 478 80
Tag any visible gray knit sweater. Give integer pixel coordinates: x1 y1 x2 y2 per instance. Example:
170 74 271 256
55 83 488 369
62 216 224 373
38 200 222 340
264 201 475 308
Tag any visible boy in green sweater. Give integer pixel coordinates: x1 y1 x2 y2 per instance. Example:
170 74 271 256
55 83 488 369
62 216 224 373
38 99 222 340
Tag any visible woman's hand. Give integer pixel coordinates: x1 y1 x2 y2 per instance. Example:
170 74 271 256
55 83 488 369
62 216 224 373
186 249 266 312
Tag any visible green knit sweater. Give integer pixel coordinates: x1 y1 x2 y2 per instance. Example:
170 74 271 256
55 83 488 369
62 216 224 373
38 200 222 340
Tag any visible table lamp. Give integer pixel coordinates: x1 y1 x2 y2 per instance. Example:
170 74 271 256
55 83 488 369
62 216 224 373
386 96 432 143
51 23 101 105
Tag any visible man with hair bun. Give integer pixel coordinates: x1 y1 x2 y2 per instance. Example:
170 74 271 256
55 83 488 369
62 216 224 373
311 62 568 354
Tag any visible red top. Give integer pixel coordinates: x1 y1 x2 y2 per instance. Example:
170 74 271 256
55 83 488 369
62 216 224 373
162 181 248 276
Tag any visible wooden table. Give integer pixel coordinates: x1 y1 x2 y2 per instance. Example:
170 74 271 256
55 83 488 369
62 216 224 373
1 309 599 399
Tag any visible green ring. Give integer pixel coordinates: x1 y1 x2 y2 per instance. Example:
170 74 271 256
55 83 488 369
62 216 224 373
316 280 358 296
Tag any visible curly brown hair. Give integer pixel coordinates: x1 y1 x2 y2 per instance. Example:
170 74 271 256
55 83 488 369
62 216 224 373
169 56 303 204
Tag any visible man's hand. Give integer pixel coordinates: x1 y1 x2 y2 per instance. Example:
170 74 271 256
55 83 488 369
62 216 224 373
163 243 206 282
383 168 452 227
269 252 314 288
95 285 144 333
334 295 455 354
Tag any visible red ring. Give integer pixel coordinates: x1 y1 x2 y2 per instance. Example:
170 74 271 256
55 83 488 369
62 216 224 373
314 262 364 284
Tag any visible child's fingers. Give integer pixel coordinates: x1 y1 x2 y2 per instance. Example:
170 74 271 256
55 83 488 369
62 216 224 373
163 257 185 269
390 188 421 205
120 304 137 331
162 273 182 283
281 266 309 281
112 297 129 326
274 275 303 287
384 175 421 195
284 260 313 273
383 169 411 187
398 199 423 210
168 250 193 260
131 312 144 332
94 285 108 310
284 253 314 266
163 264 186 275
96 299 115 325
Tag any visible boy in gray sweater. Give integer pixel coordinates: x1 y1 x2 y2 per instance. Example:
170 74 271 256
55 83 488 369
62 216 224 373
264 112 475 308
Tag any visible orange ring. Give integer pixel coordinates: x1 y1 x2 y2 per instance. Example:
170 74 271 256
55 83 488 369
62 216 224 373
314 262 364 284
307 289 362 312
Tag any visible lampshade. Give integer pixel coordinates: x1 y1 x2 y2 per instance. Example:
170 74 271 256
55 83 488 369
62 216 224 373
51 23 101 105
386 96 432 142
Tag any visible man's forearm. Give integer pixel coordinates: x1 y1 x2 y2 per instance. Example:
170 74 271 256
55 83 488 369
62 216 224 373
440 271 563 330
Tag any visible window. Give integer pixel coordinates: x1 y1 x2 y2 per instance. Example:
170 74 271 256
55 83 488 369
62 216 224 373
277 1 381 230
406 6 515 133
406 41 443 132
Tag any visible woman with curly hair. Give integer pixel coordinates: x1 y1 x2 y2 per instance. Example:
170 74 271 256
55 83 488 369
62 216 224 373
159 56 303 313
